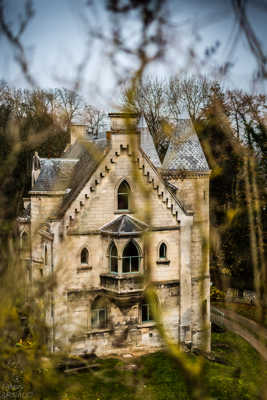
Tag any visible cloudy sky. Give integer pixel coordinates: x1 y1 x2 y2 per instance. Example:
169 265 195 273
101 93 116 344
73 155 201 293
0 0 266 108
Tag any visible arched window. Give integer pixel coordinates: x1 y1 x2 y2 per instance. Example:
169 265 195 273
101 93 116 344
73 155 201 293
117 180 130 210
44 245 48 265
159 243 167 259
91 297 107 329
81 248 89 264
122 241 140 273
109 242 118 273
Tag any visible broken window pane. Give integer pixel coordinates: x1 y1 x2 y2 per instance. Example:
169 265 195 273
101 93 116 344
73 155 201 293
91 308 106 329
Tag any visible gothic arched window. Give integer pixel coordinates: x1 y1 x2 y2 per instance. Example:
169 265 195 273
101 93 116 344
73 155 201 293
109 242 118 273
122 241 140 273
81 248 89 265
159 242 167 259
117 180 130 210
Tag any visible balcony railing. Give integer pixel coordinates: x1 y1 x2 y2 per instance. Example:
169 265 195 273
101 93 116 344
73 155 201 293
100 273 144 294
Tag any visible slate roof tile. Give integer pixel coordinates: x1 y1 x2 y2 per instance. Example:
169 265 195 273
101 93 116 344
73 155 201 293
162 119 209 171
32 159 78 191
100 214 148 236
31 116 208 219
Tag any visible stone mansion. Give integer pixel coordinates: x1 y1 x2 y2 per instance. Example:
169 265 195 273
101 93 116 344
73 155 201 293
18 113 211 355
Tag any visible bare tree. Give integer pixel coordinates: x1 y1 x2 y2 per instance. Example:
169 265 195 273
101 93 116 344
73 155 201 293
56 88 83 129
226 89 267 143
81 104 106 138
166 75 212 121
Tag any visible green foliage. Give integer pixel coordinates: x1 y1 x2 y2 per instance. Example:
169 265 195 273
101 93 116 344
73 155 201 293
210 285 225 301
0 86 69 232
195 86 266 290
45 331 267 400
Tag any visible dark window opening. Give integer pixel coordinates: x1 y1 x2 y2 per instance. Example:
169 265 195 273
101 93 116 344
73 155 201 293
22 232 29 250
122 241 140 273
44 245 48 265
81 248 89 264
118 180 130 210
109 242 118 273
142 303 152 323
91 308 107 329
159 243 167 259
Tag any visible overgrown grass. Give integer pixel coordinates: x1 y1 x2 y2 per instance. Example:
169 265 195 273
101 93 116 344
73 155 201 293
52 331 267 400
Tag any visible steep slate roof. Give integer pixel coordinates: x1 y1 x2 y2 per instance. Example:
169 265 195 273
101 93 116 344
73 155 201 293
32 158 78 191
32 115 207 219
162 119 209 171
100 215 148 236
138 114 161 168
58 138 110 216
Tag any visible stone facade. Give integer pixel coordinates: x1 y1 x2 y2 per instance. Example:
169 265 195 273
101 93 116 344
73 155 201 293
18 113 211 356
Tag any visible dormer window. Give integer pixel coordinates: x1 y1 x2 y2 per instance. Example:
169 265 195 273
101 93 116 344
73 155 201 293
117 180 130 210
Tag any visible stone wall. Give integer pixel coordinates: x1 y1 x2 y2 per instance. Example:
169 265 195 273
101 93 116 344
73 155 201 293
25 128 210 354
168 174 211 352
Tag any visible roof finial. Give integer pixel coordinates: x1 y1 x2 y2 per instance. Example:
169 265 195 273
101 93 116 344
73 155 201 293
32 151 41 188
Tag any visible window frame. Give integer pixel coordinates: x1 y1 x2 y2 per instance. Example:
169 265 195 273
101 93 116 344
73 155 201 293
109 242 119 274
117 180 131 211
122 240 141 273
141 303 153 323
91 307 107 330
159 242 167 259
81 247 89 265
156 241 170 265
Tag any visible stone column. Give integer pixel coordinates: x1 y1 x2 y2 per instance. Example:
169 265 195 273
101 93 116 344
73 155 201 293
179 217 193 345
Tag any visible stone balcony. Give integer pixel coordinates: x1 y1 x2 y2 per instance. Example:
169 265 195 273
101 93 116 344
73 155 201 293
100 273 144 296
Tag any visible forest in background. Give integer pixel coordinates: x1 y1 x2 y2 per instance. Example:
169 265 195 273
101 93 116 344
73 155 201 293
0 0 266 399
0 76 266 290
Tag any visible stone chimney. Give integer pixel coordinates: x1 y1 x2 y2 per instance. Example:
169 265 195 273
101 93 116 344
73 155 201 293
70 124 87 144
108 113 138 131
